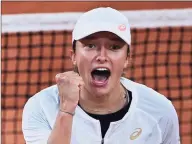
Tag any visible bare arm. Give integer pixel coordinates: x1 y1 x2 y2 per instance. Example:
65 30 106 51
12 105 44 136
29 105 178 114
23 94 77 144
48 111 73 144
22 72 82 144
48 72 83 144
48 100 77 144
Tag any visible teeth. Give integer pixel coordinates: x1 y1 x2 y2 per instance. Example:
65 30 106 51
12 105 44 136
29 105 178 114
96 68 108 71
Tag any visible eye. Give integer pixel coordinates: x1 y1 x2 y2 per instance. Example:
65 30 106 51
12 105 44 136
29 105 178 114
110 45 121 50
86 44 96 49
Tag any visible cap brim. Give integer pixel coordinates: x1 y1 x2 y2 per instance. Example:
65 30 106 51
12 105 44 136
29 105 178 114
72 22 131 45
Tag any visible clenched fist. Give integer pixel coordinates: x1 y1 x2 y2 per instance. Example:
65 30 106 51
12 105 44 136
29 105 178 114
55 71 84 114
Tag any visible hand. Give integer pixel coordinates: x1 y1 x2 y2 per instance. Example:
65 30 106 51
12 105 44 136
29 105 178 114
55 71 84 113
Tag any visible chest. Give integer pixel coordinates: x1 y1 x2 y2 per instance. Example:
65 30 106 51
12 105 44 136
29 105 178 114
70 116 162 144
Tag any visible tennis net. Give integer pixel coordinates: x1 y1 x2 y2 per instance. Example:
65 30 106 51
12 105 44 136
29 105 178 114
2 9 192 144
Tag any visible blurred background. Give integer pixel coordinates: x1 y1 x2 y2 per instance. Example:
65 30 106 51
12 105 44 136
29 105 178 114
2 1 192 144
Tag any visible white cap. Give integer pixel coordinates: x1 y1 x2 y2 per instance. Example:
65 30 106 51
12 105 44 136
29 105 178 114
72 7 131 45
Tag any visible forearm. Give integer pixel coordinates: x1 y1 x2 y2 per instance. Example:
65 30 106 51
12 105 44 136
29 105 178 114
50 71 80 144
48 111 73 144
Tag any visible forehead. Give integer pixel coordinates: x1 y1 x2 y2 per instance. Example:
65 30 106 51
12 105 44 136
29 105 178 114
80 31 125 43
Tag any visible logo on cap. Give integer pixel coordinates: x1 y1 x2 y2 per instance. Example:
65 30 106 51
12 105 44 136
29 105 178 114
118 24 126 31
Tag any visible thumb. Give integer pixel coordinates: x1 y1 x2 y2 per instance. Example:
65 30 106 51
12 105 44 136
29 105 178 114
55 74 60 83
78 82 84 90
78 82 85 97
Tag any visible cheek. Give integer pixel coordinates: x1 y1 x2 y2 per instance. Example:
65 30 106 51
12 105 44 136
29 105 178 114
114 59 125 71
111 53 127 73
75 51 92 73
76 48 96 63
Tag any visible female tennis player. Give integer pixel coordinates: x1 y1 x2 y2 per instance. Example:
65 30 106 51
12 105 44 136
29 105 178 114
22 7 180 144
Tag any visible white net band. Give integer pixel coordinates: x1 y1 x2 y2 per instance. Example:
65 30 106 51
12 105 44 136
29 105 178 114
2 8 192 33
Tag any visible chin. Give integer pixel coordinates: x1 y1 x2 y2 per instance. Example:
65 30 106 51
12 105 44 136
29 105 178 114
89 81 113 98
91 90 111 98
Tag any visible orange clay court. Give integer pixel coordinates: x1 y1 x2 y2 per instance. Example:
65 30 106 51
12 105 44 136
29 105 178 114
2 2 192 144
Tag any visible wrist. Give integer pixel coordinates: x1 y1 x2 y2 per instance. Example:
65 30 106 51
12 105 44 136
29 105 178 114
59 109 75 116
60 100 77 114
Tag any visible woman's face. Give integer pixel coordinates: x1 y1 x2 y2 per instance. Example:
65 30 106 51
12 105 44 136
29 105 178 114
72 31 129 97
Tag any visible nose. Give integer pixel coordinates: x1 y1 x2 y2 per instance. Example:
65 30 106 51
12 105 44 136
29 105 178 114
96 46 108 63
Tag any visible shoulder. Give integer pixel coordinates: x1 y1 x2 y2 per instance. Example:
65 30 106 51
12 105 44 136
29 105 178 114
121 77 178 122
121 77 180 141
23 85 59 128
25 84 59 107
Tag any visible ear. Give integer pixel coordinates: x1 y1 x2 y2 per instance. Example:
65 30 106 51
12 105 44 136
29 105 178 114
123 58 129 69
124 45 132 69
70 49 76 65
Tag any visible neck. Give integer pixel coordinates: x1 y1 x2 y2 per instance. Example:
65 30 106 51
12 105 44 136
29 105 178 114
79 83 127 115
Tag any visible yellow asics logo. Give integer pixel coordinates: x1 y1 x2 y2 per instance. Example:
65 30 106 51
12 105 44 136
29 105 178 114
130 128 142 140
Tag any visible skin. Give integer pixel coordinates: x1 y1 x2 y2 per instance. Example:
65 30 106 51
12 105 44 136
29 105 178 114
48 31 131 144
72 31 130 113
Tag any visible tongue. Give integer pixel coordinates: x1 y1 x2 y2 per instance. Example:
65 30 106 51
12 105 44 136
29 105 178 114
93 75 107 82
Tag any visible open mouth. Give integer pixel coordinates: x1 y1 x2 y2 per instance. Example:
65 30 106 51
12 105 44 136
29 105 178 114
91 68 111 85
